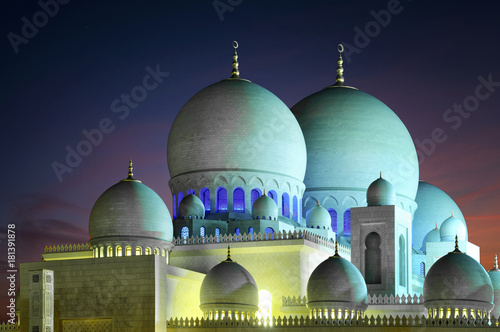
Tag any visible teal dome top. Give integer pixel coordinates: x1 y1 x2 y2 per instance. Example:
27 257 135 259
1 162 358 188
200 252 258 313
292 86 418 205
367 175 396 206
89 178 173 244
488 256 500 316
306 204 331 229
413 181 467 249
178 194 205 219
167 78 307 181
423 247 493 309
421 226 440 253
252 194 278 220
307 252 367 309
440 215 467 242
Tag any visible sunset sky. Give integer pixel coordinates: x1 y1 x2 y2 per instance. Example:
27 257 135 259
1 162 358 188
1 0 500 320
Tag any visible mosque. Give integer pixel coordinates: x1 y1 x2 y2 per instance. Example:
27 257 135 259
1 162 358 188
10 43 500 332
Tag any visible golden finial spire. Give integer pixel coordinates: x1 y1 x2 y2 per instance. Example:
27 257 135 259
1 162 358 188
451 211 454 217
120 160 141 183
231 41 240 78
224 245 233 262
452 235 461 253
332 240 340 257
435 222 438 229
380 171 383 178
263 189 266 196
333 44 345 87
493 254 499 271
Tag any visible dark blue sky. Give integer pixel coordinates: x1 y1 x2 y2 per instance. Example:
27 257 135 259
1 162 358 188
1 0 500 320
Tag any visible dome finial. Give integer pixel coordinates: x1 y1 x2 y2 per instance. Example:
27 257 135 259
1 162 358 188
333 240 340 257
224 245 233 262
231 41 240 78
127 159 134 179
380 171 383 179
263 189 266 196
435 221 438 229
452 235 461 253
333 44 345 87
451 210 454 217
493 254 499 271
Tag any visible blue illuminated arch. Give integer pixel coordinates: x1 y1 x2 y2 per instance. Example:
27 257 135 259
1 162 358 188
173 194 177 219
200 226 206 237
248 227 254 235
251 188 261 207
282 193 290 217
328 208 337 232
344 209 351 236
200 188 210 213
293 196 298 221
216 187 227 212
268 190 277 204
181 226 189 239
215 227 221 237
233 187 245 212
235 228 240 236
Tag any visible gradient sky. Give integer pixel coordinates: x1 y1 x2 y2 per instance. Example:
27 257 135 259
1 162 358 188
1 0 500 321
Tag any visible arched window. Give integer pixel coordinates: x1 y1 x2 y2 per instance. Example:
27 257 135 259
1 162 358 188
399 235 406 287
216 187 227 212
107 246 113 257
125 246 132 256
268 190 277 204
282 193 290 217
215 227 221 237
145 247 151 255
200 226 206 237
343 209 351 236
200 188 210 213
265 227 274 239
181 226 189 239
235 228 240 236
116 246 122 257
187 189 195 195
365 232 381 284
328 209 337 232
173 194 177 219
177 191 184 212
248 227 254 235
251 189 261 207
293 196 298 221
135 246 142 256
154 248 159 255
420 262 426 276
233 187 245 212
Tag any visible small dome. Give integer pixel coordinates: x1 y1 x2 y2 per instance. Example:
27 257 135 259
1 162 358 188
413 181 467 250
200 249 258 315
306 204 331 229
488 255 500 317
440 214 467 242
89 164 173 246
421 226 440 253
252 194 278 220
178 194 205 219
367 174 396 206
307 251 367 312
423 245 493 313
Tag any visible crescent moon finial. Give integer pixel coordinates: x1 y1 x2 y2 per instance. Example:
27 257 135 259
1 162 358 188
333 43 345 86
233 40 239 49
337 43 344 53
231 40 240 78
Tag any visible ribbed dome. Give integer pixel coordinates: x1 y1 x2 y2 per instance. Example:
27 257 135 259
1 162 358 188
200 253 258 314
293 86 418 208
306 205 331 229
421 227 440 253
367 175 396 206
423 247 493 310
89 177 173 245
178 194 205 219
413 181 466 250
440 215 467 242
167 78 307 181
252 194 278 220
488 257 500 317
307 253 367 311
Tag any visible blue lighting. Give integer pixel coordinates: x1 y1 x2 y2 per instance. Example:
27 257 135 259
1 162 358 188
233 187 245 212
216 187 227 212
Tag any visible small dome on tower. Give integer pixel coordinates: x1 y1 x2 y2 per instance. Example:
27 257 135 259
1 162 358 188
306 204 331 229
488 254 500 317
178 194 205 219
440 214 467 242
200 247 258 318
367 173 396 206
89 161 173 250
252 193 278 220
307 244 367 316
421 224 440 253
423 240 494 317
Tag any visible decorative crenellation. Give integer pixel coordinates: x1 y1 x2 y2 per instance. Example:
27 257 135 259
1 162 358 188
44 243 92 253
0 322 20 331
173 231 351 257
366 294 425 305
166 314 500 328
282 296 307 307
